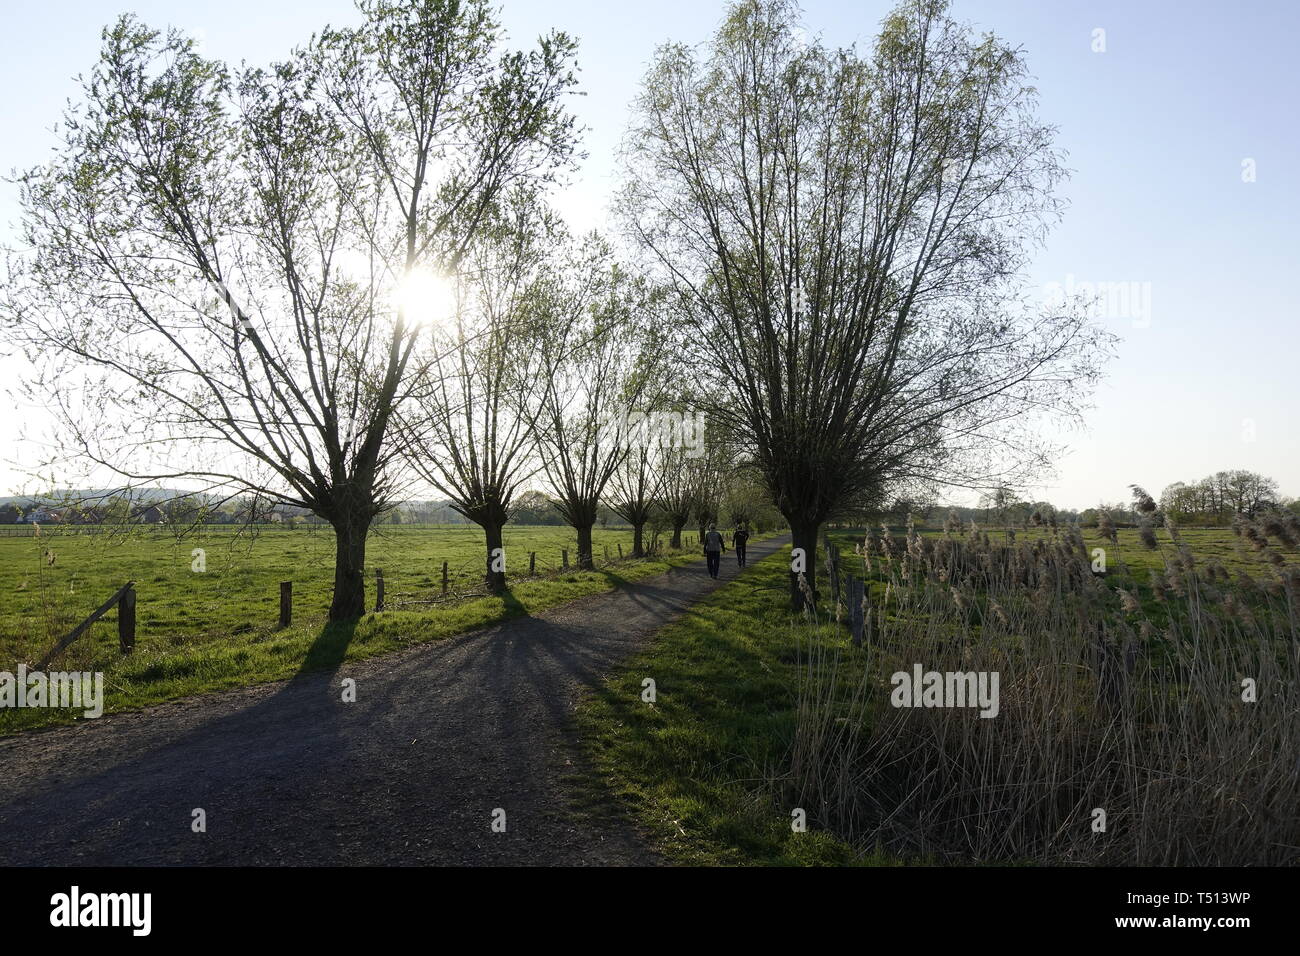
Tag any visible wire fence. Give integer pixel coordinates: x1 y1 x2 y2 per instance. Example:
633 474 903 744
0 521 641 538
383 535 697 609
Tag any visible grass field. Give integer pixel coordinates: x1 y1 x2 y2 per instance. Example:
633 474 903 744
3 523 652 647
0 523 737 734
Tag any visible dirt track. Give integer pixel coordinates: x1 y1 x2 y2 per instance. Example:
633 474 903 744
0 535 789 866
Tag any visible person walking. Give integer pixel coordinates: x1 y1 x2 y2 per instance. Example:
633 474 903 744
703 524 726 579
732 524 750 567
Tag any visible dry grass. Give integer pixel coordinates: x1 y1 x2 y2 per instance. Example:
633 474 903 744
779 518 1300 865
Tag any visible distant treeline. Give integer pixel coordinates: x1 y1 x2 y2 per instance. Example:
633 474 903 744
844 469 1296 532
0 489 632 530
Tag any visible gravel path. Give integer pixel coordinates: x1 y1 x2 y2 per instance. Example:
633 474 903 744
0 534 789 866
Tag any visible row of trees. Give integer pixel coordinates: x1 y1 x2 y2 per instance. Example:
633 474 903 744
3 0 1110 615
1158 470 1283 523
618 0 1111 607
947 471 1291 531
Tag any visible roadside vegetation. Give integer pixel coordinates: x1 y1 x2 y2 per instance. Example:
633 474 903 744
579 545 871 865
581 514 1300 866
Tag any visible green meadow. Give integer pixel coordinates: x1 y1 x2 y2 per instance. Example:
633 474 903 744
0 523 723 733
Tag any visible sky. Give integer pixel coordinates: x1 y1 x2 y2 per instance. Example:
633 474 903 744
0 0 1296 509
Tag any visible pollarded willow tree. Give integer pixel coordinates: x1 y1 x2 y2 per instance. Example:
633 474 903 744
530 241 666 570
3 0 580 619
721 462 779 530
621 0 1112 608
399 188 560 593
655 442 698 550
604 304 680 558
645 404 730 550
606 423 667 559
688 436 735 542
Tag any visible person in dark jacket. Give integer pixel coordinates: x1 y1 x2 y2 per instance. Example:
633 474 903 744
703 524 726 579
732 524 750 567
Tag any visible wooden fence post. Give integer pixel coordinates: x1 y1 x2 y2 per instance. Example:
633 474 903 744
562 549 569 569
118 585 136 655
529 551 536 576
442 561 449 594
279 581 292 629
824 537 841 608
617 543 623 559
375 568 385 612
604 545 610 563
848 575 865 648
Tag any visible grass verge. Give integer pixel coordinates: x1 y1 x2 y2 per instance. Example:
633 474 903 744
575 541 892 866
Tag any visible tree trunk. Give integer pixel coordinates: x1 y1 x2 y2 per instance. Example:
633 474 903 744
484 520 507 593
632 522 645 558
576 523 595 570
789 518 820 612
329 516 369 620
671 519 685 549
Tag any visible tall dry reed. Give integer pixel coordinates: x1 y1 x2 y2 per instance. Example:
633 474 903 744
780 522 1300 865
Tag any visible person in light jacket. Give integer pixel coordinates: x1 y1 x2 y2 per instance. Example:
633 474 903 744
703 524 726 579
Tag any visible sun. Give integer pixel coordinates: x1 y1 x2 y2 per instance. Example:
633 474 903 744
395 268 456 327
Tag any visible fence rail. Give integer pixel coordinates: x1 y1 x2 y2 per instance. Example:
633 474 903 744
34 581 136 669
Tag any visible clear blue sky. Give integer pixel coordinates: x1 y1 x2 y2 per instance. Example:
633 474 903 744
1 0 1296 508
